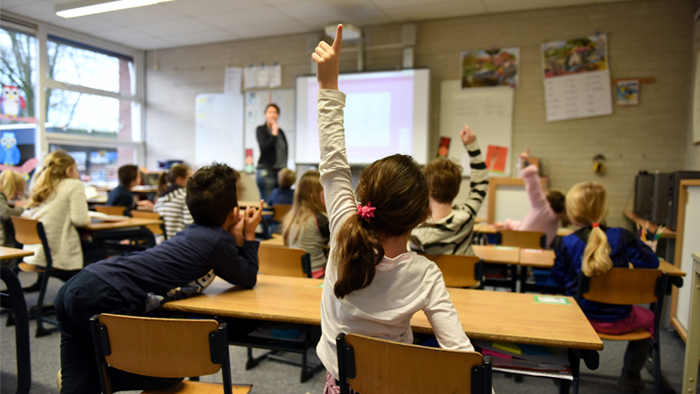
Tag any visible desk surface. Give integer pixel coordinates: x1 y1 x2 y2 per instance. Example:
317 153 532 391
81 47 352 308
472 245 520 264
0 247 33 260
519 249 556 268
85 218 162 231
239 200 270 209
131 185 158 193
623 211 676 239
162 275 603 351
473 224 573 237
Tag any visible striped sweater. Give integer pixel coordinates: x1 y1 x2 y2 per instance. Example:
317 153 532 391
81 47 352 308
154 186 193 240
409 140 489 256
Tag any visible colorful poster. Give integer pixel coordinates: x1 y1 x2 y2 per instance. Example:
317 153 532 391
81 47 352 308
486 145 508 173
542 35 608 79
616 79 639 106
461 48 519 89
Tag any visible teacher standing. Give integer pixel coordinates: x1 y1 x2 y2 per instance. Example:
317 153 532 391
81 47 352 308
256 103 288 201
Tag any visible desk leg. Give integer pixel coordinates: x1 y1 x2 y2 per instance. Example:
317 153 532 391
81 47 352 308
682 268 700 394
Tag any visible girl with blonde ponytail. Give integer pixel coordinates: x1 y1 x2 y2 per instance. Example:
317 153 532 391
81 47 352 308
552 181 659 392
312 25 476 393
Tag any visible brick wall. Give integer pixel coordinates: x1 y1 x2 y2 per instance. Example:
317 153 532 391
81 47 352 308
688 4 700 170
145 0 693 226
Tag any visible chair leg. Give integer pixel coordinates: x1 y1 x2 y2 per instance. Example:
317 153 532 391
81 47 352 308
34 272 56 338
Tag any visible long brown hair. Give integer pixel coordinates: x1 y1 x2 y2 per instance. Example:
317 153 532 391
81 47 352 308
27 150 76 208
282 170 324 245
158 164 191 196
566 182 611 276
334 154 429 298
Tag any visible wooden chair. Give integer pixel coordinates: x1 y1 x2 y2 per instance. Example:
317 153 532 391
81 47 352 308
258 245 311 278
1 266 31 394
420 254 483 288
130 211 166 240
496 230 545 249
575 268 669 394
89 314 252 394
271 204 292 222
94 205 126 216
336 333 492 394
11 216 71 337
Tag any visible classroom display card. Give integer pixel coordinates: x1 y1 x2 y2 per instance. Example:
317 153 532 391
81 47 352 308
224 67 242 94
461 48 519 89
243 64 282 90
541 35 613 122
616 79 639 106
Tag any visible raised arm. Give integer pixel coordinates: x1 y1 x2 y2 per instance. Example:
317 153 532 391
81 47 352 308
519 149 547 210
455 125 489 218
313 25 356 239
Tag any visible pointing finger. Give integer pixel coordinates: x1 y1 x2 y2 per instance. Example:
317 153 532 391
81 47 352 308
332 24 343 52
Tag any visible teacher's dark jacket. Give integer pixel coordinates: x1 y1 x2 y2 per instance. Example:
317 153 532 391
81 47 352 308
256 125 288 169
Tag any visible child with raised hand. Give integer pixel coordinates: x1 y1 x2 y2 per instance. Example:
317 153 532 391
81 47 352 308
313 25 476 394
154 164 194 239
281 170 329 278
409 124 489 256
551 182 658 392
494 149 568 248
55 163 263 393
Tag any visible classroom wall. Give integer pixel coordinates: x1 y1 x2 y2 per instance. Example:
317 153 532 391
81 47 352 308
145 0 693 227
689 6 700 170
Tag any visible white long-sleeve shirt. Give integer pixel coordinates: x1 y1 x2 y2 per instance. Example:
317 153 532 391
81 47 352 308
315 89 474 380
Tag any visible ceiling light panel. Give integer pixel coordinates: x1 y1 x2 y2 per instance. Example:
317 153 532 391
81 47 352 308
56 0 178 18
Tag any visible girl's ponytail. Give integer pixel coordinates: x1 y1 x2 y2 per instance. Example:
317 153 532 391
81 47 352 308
157 172 168 196
334 216 384 298
581 224 613 276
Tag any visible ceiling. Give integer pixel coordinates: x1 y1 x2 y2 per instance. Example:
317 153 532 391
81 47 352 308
2 0 635 51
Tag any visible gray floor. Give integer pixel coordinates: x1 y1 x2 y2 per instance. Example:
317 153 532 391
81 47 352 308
2 272 699 394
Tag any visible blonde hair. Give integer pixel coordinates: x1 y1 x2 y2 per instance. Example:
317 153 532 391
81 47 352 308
566 182 612 277
282 170 325 245
0 170 25 200
278 168 296 188
27 150 76 208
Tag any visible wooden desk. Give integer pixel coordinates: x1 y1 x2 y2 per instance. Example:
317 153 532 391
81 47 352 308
519 249 556 268
131 185 158 193
474 224 573 237
659 260 686 277
85 218 162 231
239 200 270 209
87 196 108 204
261 237 285 247
472 245 519 264
0 247 33 261
161 275 603 351
623 211 675 239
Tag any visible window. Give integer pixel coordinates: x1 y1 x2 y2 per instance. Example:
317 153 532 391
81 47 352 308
50 144 136 186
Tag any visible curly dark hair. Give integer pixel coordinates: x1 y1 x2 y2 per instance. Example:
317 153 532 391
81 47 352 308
186 163 240 227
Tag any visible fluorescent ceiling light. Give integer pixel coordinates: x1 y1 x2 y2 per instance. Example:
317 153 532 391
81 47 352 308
56 0 177 18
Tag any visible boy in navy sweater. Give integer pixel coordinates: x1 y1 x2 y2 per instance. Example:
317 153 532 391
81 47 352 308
106 165 154 215
55 163 264 394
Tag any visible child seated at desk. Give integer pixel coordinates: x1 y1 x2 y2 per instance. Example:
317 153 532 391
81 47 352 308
312 26 476 394
282 170 329 278
106 164 154 215
409 126 489 256
55 163 263 394
23 150 90 276
494 149 569 248
154 164 193 239
0 170 25 268
551 181 658 392
267 167 295 206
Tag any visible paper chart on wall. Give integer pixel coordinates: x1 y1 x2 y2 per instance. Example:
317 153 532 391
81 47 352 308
224 67 242 94
439 80 514 176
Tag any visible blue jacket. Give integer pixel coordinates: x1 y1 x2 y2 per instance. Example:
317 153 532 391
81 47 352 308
552 226 659 322
267 187 294 206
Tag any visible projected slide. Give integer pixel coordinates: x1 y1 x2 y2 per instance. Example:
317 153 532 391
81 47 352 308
296 69 429 165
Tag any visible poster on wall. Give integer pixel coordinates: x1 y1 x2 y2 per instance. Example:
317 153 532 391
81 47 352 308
461 48 519 89
541 34 613 122
616 79 639 106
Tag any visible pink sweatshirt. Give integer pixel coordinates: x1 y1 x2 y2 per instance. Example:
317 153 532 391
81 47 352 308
503 165 558 247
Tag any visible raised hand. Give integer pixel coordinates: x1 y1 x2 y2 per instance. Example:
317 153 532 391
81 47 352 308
460 125 476 146
519 149 530 161
243 200 265 241
311 24 342 90
271 119 279 136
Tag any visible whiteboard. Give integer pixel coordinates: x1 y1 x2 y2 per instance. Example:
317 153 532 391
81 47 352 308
494 186 531 223
195 94 244 169
439 81 514 176
244 89 296 170
677 186 700 331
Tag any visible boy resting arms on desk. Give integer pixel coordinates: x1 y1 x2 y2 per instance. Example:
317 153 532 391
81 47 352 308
55 163 263 394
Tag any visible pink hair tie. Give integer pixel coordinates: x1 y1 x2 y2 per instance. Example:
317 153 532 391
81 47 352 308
357 202 376 222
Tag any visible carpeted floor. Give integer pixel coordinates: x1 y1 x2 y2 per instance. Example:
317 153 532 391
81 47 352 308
1 272 698 394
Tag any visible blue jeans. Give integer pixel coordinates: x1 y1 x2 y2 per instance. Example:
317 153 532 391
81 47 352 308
256 168 279 202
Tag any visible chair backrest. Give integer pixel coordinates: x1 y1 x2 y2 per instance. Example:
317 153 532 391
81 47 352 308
10 217 52 269
497 230 545 249
258 245 311 278
94 205 126 216
130 211 164 236
420 254 483 288
337 333 491 394
90 314 232 394
271 204 292 222
576 268 666 305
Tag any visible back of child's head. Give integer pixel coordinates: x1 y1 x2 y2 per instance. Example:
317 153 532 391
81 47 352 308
278 168 296 188
334 154 429 299
118 165 139 187
422 158 462 204
546 189 571 227
28 150 75 208
186 163 240 227
566 182 612 277
0 170 25 200
282 170 324 244
158 164 191 195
